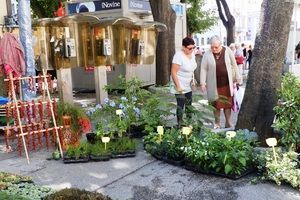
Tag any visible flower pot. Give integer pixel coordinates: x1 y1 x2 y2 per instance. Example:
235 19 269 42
62 115 71 128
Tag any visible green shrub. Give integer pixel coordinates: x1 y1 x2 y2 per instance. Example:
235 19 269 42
0 191 30 200
273 73 300 149
3 182 53 200
256 149 300 190
0 172 32 189
45 188 112 200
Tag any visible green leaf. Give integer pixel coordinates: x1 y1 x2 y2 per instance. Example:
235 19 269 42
225 164 232 174
239 157 247 166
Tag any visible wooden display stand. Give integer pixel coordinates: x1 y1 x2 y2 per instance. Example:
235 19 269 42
4 70 63 164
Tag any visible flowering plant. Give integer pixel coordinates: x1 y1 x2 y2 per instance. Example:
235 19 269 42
87 96 142 139
78 117 91 134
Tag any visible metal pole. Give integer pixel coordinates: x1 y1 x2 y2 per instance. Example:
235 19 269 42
18 0 36 100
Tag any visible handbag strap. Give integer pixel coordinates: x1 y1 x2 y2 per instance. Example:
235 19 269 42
192 73 196 85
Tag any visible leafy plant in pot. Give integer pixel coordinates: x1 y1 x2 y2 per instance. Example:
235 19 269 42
109 137 137 158
57 101 91 147
64 142 89 163
88 142 111 161
164 128 186 163
140 94 174 134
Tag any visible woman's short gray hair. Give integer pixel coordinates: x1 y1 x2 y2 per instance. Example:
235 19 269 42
209 35 222 45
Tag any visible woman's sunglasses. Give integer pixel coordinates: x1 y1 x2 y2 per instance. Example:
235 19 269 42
186 46 196 50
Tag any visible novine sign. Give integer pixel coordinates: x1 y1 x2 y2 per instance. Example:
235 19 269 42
67 0 122 14
101 1 121 9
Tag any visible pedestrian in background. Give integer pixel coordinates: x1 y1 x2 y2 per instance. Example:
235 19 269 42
295 41 300 64
170 37 197 126
242 43 247 70
247 45 253 69
235 43 244 85
200 36 240 129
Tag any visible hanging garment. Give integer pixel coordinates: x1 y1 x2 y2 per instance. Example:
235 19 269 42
0 32 26 77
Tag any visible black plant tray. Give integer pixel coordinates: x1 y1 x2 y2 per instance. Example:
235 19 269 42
151 153 164 161
63 157 89 164
209 167 256 180
111 151 136 159
184 163 255 180
89 155 111 161
184 163 210 174
162 157 185 167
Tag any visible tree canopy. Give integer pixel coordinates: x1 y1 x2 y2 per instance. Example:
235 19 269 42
181 0 217 36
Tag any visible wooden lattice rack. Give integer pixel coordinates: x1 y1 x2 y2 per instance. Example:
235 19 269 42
4 70 63 164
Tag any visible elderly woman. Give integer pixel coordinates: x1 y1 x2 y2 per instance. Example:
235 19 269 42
200 36 240 129
171 37 197 126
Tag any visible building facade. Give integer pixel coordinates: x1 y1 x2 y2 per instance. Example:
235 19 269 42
194 0 262 48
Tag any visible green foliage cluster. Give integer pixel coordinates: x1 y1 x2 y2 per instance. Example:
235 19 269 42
45 188 112 200
57 101 88 134
2 182 53 200
65 138 136 159
273 73 300 149
89 142 111 157
256 149 300 190
145 129 256 175
0 172 32 190
184 0 217 34
109 137 136 154
144 128 185 161
0 191 30 200
140 93 174 133
183 131 255 175
0 172 112 200
65 142 89 159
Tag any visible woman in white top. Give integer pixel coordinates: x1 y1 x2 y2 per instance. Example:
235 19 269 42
171 37 197 126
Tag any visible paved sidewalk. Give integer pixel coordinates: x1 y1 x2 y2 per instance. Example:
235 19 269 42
1 140 300 200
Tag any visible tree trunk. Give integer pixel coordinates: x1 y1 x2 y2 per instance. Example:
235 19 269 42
216 0 235 45
235 0 294 145
149 0 176 86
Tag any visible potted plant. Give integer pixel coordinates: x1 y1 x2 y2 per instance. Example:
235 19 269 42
183 131 256 179
57 101 91 147
140 94 174 134
89 142 111 161
109 137 137 158
63 142 89 163
163 128 185 166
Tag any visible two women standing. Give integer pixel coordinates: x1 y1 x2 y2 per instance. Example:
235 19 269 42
171 36 240 129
